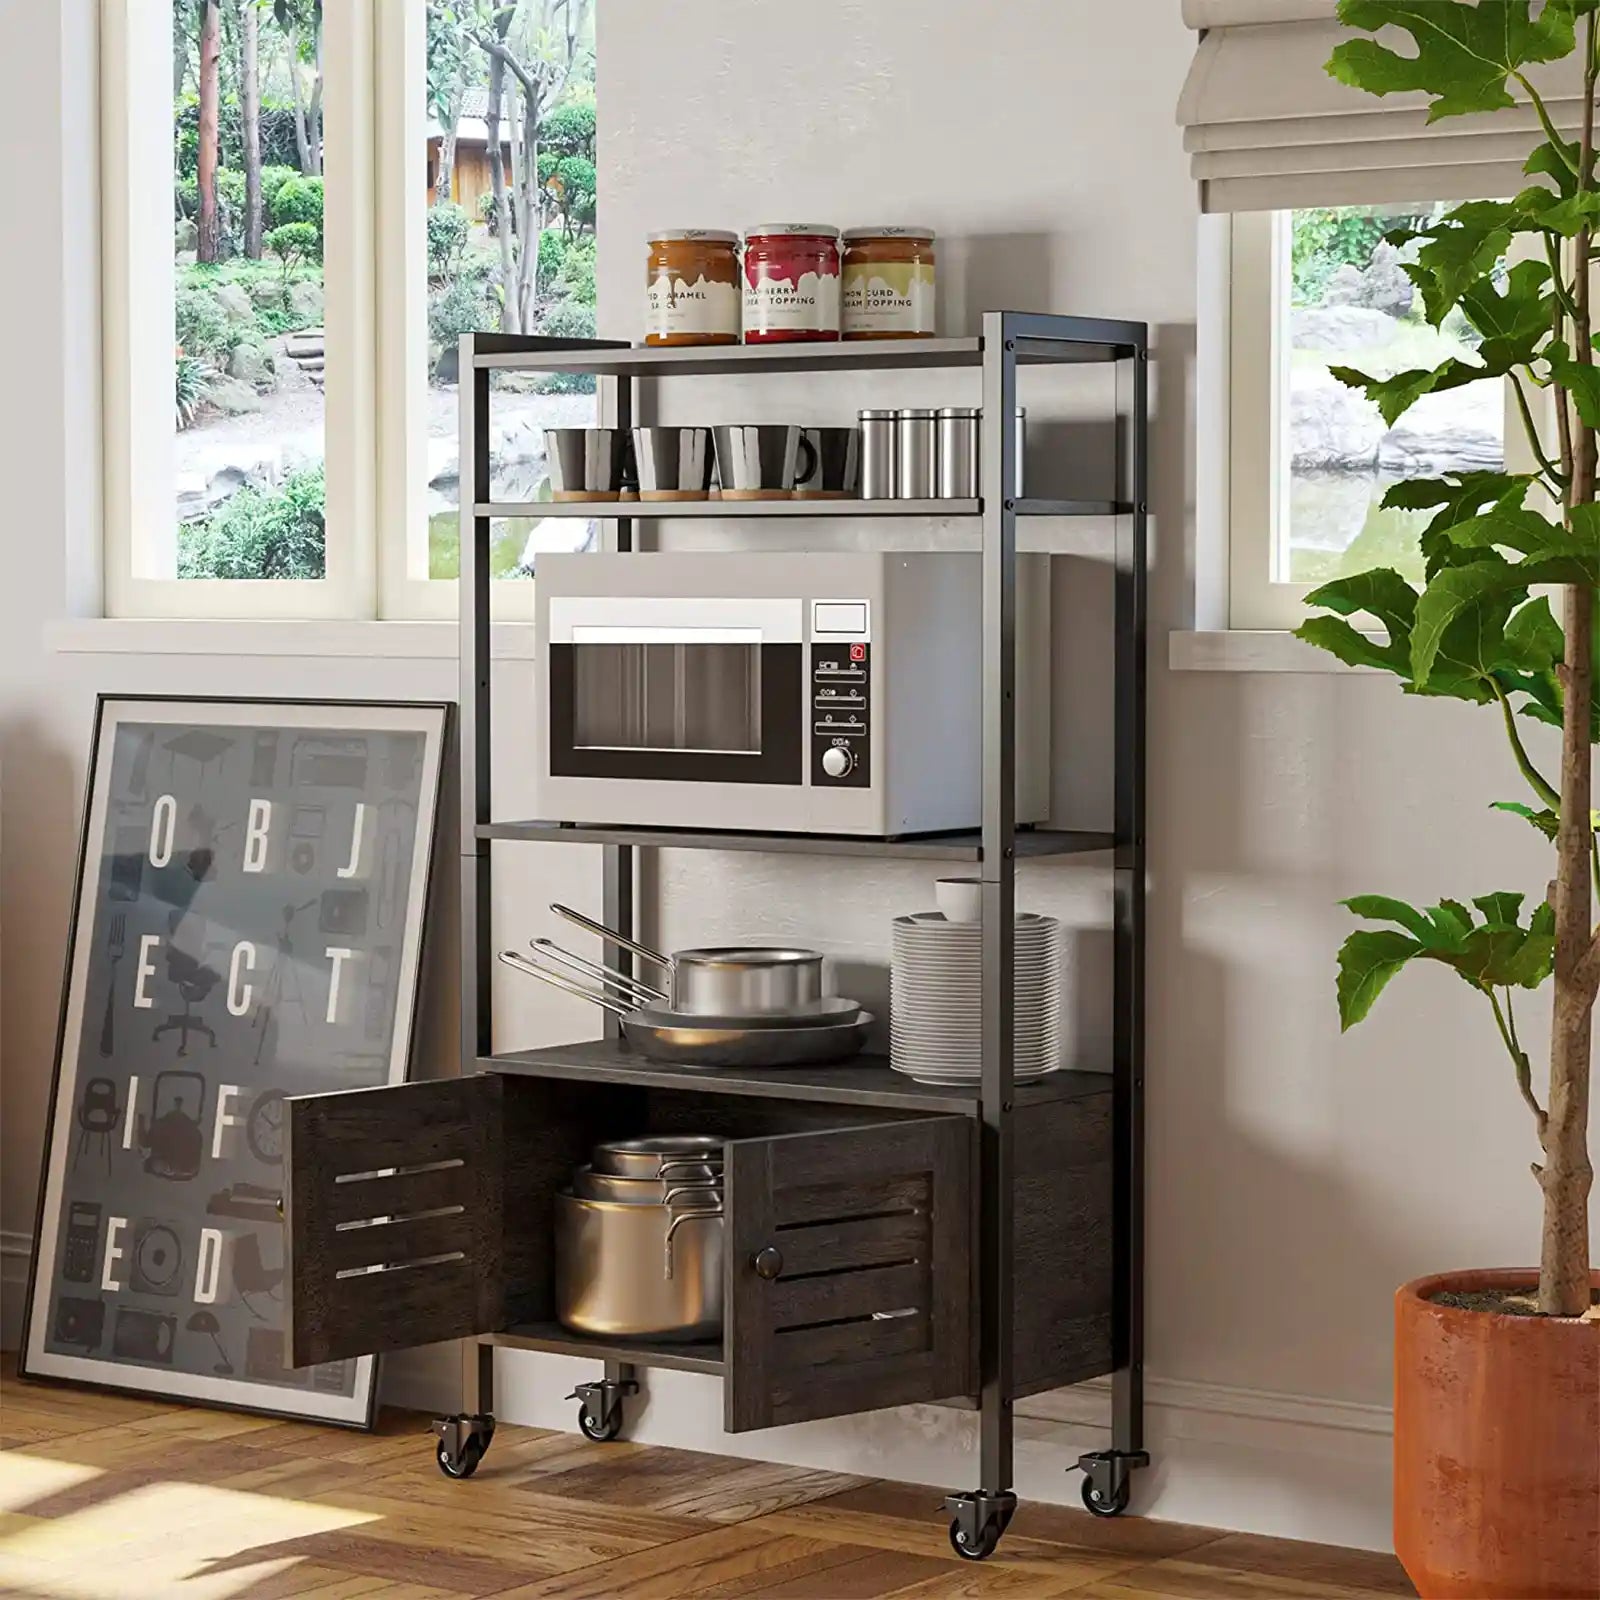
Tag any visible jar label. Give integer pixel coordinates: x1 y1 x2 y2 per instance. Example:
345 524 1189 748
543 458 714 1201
646 272 740 338
842 262 936 334
743 267 841 334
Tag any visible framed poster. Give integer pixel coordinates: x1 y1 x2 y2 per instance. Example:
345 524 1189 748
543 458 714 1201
20 697 449 1427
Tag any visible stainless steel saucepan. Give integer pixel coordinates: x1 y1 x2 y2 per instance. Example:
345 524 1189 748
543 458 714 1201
553 1190 723 1340
497 949 873 1068
550 903 827 1016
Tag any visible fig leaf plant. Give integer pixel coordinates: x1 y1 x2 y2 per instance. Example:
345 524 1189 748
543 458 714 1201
1303 0 1599 1315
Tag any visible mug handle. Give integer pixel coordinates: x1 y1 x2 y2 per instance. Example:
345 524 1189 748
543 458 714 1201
794 433 820 488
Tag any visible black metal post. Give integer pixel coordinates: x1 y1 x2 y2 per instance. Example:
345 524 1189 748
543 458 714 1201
600 371 634 1041
979 311 1019 1497
457 334 493 1425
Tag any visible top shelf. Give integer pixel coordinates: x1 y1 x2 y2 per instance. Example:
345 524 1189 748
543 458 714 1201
471 327 1145 379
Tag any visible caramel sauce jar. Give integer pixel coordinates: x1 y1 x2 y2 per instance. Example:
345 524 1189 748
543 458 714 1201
645 230 741 346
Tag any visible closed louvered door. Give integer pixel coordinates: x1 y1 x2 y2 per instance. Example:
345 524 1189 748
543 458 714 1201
723 1116 974 1432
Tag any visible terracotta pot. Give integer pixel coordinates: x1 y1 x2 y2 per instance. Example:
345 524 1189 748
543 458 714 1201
1395 1269 1600 1599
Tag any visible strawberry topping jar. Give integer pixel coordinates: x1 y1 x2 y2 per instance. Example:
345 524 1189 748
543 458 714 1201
742 224 841 342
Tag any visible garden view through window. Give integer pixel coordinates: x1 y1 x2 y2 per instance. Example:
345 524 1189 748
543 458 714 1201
169 0 598 586
1281 202 1505 587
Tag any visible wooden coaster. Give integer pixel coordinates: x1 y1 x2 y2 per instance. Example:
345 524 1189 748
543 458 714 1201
719 488 795 500
552 489 622 502
640 490 712 501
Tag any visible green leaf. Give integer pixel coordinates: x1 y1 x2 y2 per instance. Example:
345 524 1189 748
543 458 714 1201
1342 894 1440 945
1546 341 1600 429
1492 799 1561 838
1382 472 1537 578
1336 929 1421 1029
1457 258 1551 358
1472 890 1525 925
1446 501 1574 559
1303 567 1419 640
1526 133 1583 198
1502 595 1564 671
1330 355 1499 428
1329 2 1577 121
1294 615 1410 674
1430 900 1475 941
1536 189 1600 236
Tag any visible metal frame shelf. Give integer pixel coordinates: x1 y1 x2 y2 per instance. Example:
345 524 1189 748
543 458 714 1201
455 313 1148 1553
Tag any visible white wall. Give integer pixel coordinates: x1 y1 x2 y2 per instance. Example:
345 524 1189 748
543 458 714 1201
2 0 1589 1554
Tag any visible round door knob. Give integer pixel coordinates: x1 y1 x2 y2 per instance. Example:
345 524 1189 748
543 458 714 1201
821 745 853 778
752 1245 784 1280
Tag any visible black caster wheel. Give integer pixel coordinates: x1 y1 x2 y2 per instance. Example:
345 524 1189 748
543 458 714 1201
577 1404 623 1442
436 1437 484 1480
949 1518 1002 1561
1081 1476 1131 1518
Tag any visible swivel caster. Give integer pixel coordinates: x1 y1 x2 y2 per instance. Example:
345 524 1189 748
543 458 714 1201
948 1517 1002 1561
568 1377 637 1443
1081 1476 1131 1518
430 1412 495 1479
1076 1447 1147 1518
436 1437 484 1479
943 1488 1016 1562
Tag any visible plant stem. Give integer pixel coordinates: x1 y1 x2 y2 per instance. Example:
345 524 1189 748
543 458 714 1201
1493 680 1562 809
1517 74 1578 178
1510 370 1566 488
1539 12 1598 1318
1492 988 1549 1142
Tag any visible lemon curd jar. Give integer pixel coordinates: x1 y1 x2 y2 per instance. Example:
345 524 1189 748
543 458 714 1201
645 229 741 346
841 227 937 339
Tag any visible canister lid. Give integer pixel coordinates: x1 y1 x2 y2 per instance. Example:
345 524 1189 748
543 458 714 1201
936 407 979 418
841 225 936 242
859 408 898 419
897 407 938 418
648 228 738 244
747 223 841 239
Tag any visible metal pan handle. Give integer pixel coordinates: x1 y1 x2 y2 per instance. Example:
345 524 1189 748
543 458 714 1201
663 1204 723 1280
529 939 668 1006
549 902 674 975
496 949 632 1019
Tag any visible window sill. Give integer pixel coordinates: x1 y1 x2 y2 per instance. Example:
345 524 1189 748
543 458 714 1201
46 619 537 660
1168 630 1380 674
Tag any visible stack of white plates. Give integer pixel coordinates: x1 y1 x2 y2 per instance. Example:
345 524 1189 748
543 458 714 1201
890 911 1061 1085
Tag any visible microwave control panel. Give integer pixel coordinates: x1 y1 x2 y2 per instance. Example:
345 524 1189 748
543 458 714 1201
810 640 871 788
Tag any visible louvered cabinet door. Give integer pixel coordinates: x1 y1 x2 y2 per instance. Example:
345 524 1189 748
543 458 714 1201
283 1077 504 1367
723 1116 975 1432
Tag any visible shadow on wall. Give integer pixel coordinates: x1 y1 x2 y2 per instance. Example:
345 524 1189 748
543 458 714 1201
0 711 84 1240
941 232 1062 336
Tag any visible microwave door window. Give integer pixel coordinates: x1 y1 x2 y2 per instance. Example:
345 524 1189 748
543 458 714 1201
552 636 802 786
574 642 760 755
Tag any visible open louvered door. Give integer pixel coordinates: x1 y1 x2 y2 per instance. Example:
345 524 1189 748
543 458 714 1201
723 1116 975 1432
283 1077 505 1367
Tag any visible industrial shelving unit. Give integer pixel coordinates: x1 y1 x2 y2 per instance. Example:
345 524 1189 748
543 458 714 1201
281 312 1148 1560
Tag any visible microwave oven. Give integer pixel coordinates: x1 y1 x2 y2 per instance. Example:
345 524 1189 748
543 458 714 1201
532 551 1051 837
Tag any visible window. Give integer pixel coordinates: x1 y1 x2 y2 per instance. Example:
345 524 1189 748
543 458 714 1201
102 0 597 623
1227 203 1520 631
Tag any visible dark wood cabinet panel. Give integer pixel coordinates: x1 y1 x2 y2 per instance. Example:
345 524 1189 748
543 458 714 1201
724 1116 974 1433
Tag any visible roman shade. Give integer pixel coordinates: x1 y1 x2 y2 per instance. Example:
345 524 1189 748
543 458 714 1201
1179 0 1592 212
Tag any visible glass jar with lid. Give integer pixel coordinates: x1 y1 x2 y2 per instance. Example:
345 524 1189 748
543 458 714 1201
742 225 841 342
645 229 741 346
841 227 937 339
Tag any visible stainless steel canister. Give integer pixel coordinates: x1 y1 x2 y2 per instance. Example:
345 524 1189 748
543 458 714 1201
895 408 937 499
859 408 897 499
935 407 979 499
931 408 1028 499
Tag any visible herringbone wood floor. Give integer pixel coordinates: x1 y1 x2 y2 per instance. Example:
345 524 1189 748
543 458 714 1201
0 1362 1412 1598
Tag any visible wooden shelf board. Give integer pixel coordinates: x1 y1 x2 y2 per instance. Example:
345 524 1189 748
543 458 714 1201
493 1321 725 1374
480 1039 1112 1116
477 820 1119 862
473 498 1127 520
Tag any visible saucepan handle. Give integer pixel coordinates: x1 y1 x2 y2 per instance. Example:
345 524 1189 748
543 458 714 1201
549 902 674 975
496 949 632 1018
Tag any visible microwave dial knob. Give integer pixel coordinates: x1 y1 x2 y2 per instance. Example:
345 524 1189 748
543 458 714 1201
821 745 854 779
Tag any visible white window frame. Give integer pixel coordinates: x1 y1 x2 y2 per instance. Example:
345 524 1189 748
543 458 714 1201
101 0 543 623
1225 208 1536 633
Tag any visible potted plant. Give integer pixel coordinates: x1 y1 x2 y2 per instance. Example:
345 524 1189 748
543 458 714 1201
1299 4 1599 1595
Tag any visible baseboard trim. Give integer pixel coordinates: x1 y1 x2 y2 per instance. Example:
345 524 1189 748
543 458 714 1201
2 1229 33 1352
1017 1373 1392 1438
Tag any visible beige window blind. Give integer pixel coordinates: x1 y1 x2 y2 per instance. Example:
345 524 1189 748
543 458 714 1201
1179 0 1591 212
